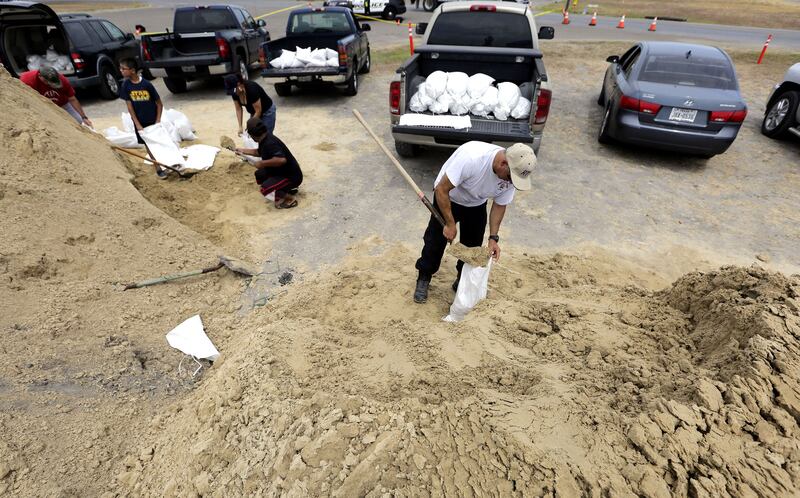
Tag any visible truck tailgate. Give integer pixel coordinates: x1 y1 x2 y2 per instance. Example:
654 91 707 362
262 66 344 77
393 117 533 145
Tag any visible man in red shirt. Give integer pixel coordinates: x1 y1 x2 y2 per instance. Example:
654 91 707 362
19 66 92 127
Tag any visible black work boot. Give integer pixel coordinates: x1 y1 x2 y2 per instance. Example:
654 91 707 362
414 275 431 303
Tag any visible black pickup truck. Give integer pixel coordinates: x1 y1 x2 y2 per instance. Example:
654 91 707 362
259 7 370 96
141 4 270 94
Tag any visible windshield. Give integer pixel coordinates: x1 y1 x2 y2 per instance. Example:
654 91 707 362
174 8 237 32
638 54 737 90
427 12 532 48
288 12 352 35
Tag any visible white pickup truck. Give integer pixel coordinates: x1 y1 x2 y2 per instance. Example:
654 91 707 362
389 1 554 157
762 62 800 140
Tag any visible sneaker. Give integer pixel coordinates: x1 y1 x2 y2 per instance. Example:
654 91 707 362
156 168 168 180
413 278 430 304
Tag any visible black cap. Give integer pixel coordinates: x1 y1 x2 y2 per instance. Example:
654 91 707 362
246 117 267 138
223 74 238 96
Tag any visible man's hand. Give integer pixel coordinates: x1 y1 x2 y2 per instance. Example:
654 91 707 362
81 117 93 128
443 223 457 242
135 123 143 131
489 238 501 261
238 129 243 137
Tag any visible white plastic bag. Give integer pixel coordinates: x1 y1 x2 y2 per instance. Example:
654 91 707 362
139 123 185 168
467 73 495 98
495 82 521 121
409 90 428 113
307 48 328 67
326 57 339 67
163 108 196 141
430 92 454 114
446 72 469 97
166 315 220 362
424 71 448 99
103 126 141 148
180 144 219 171
295 46 313 65
471 86 498 117
323 48 338 59
45 49 59 62
242 131 258 149
122 112 135 133
449 94 471 115
444 257 493 322
511 96 532 119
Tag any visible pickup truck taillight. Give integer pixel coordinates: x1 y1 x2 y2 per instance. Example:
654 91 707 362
258 47 266 68
140 40 152 61
216 37 231 60
710 109 747 123
390 81 401 115
534 88 551 124
338 45 347 66
70 52 85 70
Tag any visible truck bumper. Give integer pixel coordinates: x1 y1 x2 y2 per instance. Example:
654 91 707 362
148 62 233 79
393 132 542 153
391 118 540 152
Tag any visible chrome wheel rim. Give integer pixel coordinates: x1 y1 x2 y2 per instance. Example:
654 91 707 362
240 60 249 80
106 73 118 93
765 97 790 131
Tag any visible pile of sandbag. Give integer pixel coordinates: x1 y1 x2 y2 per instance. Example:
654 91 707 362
27 49 73 73
408 71 532 121
269 47 339 69
102 109 196 149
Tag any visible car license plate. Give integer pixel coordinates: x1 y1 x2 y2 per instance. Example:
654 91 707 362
669 108 697 123
298 76 313 82
181 65 195 73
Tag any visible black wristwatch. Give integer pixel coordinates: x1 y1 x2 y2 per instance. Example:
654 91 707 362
489 235 499 243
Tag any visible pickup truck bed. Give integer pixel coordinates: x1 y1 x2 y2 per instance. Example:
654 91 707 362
261 34 345 78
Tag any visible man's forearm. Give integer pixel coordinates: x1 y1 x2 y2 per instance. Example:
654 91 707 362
256 157 287 169
126 101 142 129
435 186 455 226
489 202 506 236
69 97 86 118
155 100 163 122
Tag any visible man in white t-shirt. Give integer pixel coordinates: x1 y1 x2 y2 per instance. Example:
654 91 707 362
414 141 536 303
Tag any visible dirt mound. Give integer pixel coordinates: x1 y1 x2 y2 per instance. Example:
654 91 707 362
110 245 800 497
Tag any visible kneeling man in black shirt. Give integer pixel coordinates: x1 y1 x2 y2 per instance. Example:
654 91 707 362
236 117 303 209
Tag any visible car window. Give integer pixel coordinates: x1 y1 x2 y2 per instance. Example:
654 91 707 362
88 21 112 43
638 54 737 90
243 10 258 29
622 47 640 78
233 8 248 29
64 22 93 48
427 12 533 49
289 12 351 35
617 45 639 69
101 21 126 41
174 8 238 32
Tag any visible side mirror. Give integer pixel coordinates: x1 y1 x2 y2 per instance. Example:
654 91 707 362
415 22 428 35
257 19 266 27
361 23 371 31
125 32 135 41
606 55 619 63
537 26 554 40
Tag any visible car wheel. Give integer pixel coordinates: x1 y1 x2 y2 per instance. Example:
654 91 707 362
761 90 799 139
597 86 605 106
164 76 188 94
598 104 613 144
344 63 358 96
360 48 371 74
423 0 438 11
274 82 292 97
395 141 419 158
98 64 119 100
238 57 249 80
383 6 397 20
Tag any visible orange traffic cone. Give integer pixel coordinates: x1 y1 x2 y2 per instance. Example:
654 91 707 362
616 14 626 29
589 11 597 26
562 10 570 25
648 17 657 31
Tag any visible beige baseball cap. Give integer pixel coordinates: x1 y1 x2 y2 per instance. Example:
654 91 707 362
505 143 536 191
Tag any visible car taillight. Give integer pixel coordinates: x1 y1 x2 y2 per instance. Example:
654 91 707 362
620 95 661 114
534 88 551 124
216 37 230 59
70 52 85 70
470 5 496 11
710 109 747 122
258 46 266 68
390 81 401 115
338 44 347 66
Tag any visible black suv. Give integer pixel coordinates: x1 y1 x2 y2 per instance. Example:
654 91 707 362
59 13 140 99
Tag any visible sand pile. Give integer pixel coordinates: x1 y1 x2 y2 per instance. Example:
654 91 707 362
110 244 800 496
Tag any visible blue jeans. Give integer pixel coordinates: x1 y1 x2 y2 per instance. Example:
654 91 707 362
259 103 277 134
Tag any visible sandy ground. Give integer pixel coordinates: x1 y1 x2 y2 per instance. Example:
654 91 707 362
1 41 799 496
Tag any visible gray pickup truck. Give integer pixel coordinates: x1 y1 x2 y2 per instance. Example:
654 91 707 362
389 1 554 158
141 5 269 94
762 62 800 140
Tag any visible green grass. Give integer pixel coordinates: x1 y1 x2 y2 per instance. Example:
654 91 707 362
373 45 413 67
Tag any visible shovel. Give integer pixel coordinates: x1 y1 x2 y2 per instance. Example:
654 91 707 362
123 255 259 290
352 109 488 265
111 145 198 179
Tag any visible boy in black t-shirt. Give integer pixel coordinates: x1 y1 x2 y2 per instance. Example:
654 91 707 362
119 58 165 178
236 118 303 209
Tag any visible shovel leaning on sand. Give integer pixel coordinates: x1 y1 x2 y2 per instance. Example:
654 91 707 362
111 145 198 179
123 255 258 290
352 109 489 266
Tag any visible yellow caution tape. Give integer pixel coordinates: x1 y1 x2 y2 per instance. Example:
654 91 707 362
255 4 306 20
353 12 415 26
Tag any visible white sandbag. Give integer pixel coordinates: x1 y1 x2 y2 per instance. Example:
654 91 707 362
161 120 182 144
295 46 314 65
471 86 498 117
166 315 220 362
497 82 521 114
449 95 470 116
326 57 339 67
102 126 141 148
27 57 42 71
443 257 493 322
445 71 469 98
511 96 532 119
429 92 454 114
180 144 219 171
323 48 338 59
122 112 135 133
493 106 509 121
45 49 59 62
467 73 495 98
409 90 428 113
243 131 259 149
307 48 328 67
287 57 305 68
139 123 185 168
424 71 448 99
163 108 196 141
270 49 294 69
